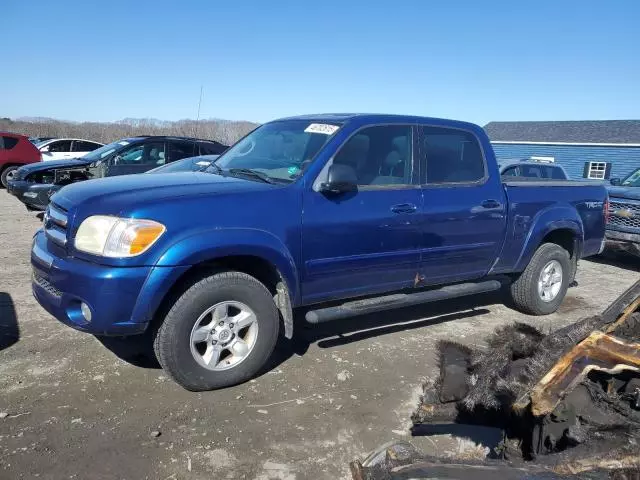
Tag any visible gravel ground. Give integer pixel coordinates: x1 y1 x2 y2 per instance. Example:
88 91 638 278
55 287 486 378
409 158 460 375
0 189 638 480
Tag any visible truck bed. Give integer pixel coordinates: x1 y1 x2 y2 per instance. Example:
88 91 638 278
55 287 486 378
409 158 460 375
489 180 608 274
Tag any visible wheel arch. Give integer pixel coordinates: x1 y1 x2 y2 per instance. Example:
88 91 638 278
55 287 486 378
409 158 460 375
515 210 584 273
134 229 299 339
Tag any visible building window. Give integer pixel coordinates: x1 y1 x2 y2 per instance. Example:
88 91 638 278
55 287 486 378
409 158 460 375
584 161 610 179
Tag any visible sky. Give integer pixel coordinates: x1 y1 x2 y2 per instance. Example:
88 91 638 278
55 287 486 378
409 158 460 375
2 0 639 126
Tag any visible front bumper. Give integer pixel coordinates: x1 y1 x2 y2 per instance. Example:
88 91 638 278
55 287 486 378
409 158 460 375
605 228 640 256
7 180 59 211
31 230 153 335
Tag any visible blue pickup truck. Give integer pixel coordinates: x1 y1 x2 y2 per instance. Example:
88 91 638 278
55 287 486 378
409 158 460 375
31 114 608 391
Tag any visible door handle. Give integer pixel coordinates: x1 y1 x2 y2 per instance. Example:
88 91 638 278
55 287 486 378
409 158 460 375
391 203 417 214
481 199 502 209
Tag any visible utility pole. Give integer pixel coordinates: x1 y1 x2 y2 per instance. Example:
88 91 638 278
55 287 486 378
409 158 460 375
195 85 203 136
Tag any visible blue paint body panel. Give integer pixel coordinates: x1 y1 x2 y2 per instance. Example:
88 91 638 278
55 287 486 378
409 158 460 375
30 114 608 336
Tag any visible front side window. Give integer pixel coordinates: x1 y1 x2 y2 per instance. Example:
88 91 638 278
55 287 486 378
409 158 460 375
211 120 340 183
422 127 485 184
332 125 413 187
622 168 640 187
115 142 166 166
47 140 72 152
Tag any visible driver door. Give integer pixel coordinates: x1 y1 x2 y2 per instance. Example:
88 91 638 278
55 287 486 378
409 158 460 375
301 124 422 304
106 141 167 176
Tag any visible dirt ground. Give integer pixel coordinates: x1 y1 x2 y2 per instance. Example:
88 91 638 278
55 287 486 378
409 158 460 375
0 189 638 480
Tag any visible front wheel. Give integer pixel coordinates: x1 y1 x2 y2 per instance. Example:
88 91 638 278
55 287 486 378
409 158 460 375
509 243 571 315
153 271 280 391
1 166 19 188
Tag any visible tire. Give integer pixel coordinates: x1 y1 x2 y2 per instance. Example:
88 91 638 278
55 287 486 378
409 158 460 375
509 243 571 315
153 271 280 391
1 165 19 188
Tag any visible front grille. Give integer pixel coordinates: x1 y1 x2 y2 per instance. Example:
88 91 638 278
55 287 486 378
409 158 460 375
33 272 62 298
44 203 69 247
608 201 640 229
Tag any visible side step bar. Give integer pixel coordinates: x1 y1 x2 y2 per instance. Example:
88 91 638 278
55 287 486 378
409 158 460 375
305 280 502 324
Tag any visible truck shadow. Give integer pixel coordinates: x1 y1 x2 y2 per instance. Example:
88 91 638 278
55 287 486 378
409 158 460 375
0 292 20 351
267 292 499 370
98 292 499 373
587 250 640 272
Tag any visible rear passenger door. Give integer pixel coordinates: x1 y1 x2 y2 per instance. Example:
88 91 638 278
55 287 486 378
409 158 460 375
301 124 423 303
417 126 507 285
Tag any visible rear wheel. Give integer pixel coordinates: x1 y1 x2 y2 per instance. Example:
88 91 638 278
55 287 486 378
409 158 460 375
153 271 280 391
510 243 571 315
1 166 19 188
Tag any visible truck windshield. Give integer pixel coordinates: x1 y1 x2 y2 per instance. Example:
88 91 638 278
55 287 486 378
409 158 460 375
621 168 640 187
209 120 342 183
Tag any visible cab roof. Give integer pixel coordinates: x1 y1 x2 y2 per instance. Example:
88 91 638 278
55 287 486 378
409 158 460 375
273 113 483 132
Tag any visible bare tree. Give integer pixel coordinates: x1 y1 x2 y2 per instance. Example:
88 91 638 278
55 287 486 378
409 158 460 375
0 117 258 145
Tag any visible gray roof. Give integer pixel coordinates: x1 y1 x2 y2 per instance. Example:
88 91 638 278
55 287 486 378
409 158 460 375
484 120 640 144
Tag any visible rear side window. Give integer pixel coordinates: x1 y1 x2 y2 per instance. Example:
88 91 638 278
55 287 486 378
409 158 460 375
421 127 485 184
546 166 567 179
168 140 195 161
198 142 227 155
73 141 102 152
0 136 19 150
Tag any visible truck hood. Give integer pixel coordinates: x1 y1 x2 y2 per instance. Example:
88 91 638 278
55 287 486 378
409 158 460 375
18 158 92 174
52 172 277 213
607 186 640 201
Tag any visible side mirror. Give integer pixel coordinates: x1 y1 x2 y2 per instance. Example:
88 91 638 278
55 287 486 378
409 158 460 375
320 164 358 194
610 178 621 186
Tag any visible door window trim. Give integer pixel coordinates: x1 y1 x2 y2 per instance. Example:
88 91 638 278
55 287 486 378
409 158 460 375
312 123 420 192
417 124 489 188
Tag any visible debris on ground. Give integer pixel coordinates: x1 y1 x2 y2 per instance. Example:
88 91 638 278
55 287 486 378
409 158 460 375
351 280 640 479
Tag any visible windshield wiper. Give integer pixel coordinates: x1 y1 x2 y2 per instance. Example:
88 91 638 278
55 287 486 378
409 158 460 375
207 162 224 175
227 168 277 184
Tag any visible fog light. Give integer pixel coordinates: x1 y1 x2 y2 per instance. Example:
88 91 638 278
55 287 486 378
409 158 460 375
81 302 92 322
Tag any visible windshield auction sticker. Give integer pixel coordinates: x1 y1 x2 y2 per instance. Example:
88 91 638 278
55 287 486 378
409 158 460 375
304 123 339 135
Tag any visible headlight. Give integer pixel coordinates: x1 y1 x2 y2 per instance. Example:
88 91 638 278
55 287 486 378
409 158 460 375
75 216 165 257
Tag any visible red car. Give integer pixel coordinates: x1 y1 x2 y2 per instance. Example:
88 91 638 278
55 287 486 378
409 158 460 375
0 132 42 188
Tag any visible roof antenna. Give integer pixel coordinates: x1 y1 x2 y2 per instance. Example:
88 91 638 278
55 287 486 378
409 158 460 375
195 85 203 136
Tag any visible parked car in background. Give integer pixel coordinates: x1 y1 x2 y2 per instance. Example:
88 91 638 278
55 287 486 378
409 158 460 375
147 154 219 174
499 159 569 180
0 132 42 188
36 138 104 161
30 113 607 391
606 167 640 256
7 136 228 210
29 136 56 144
